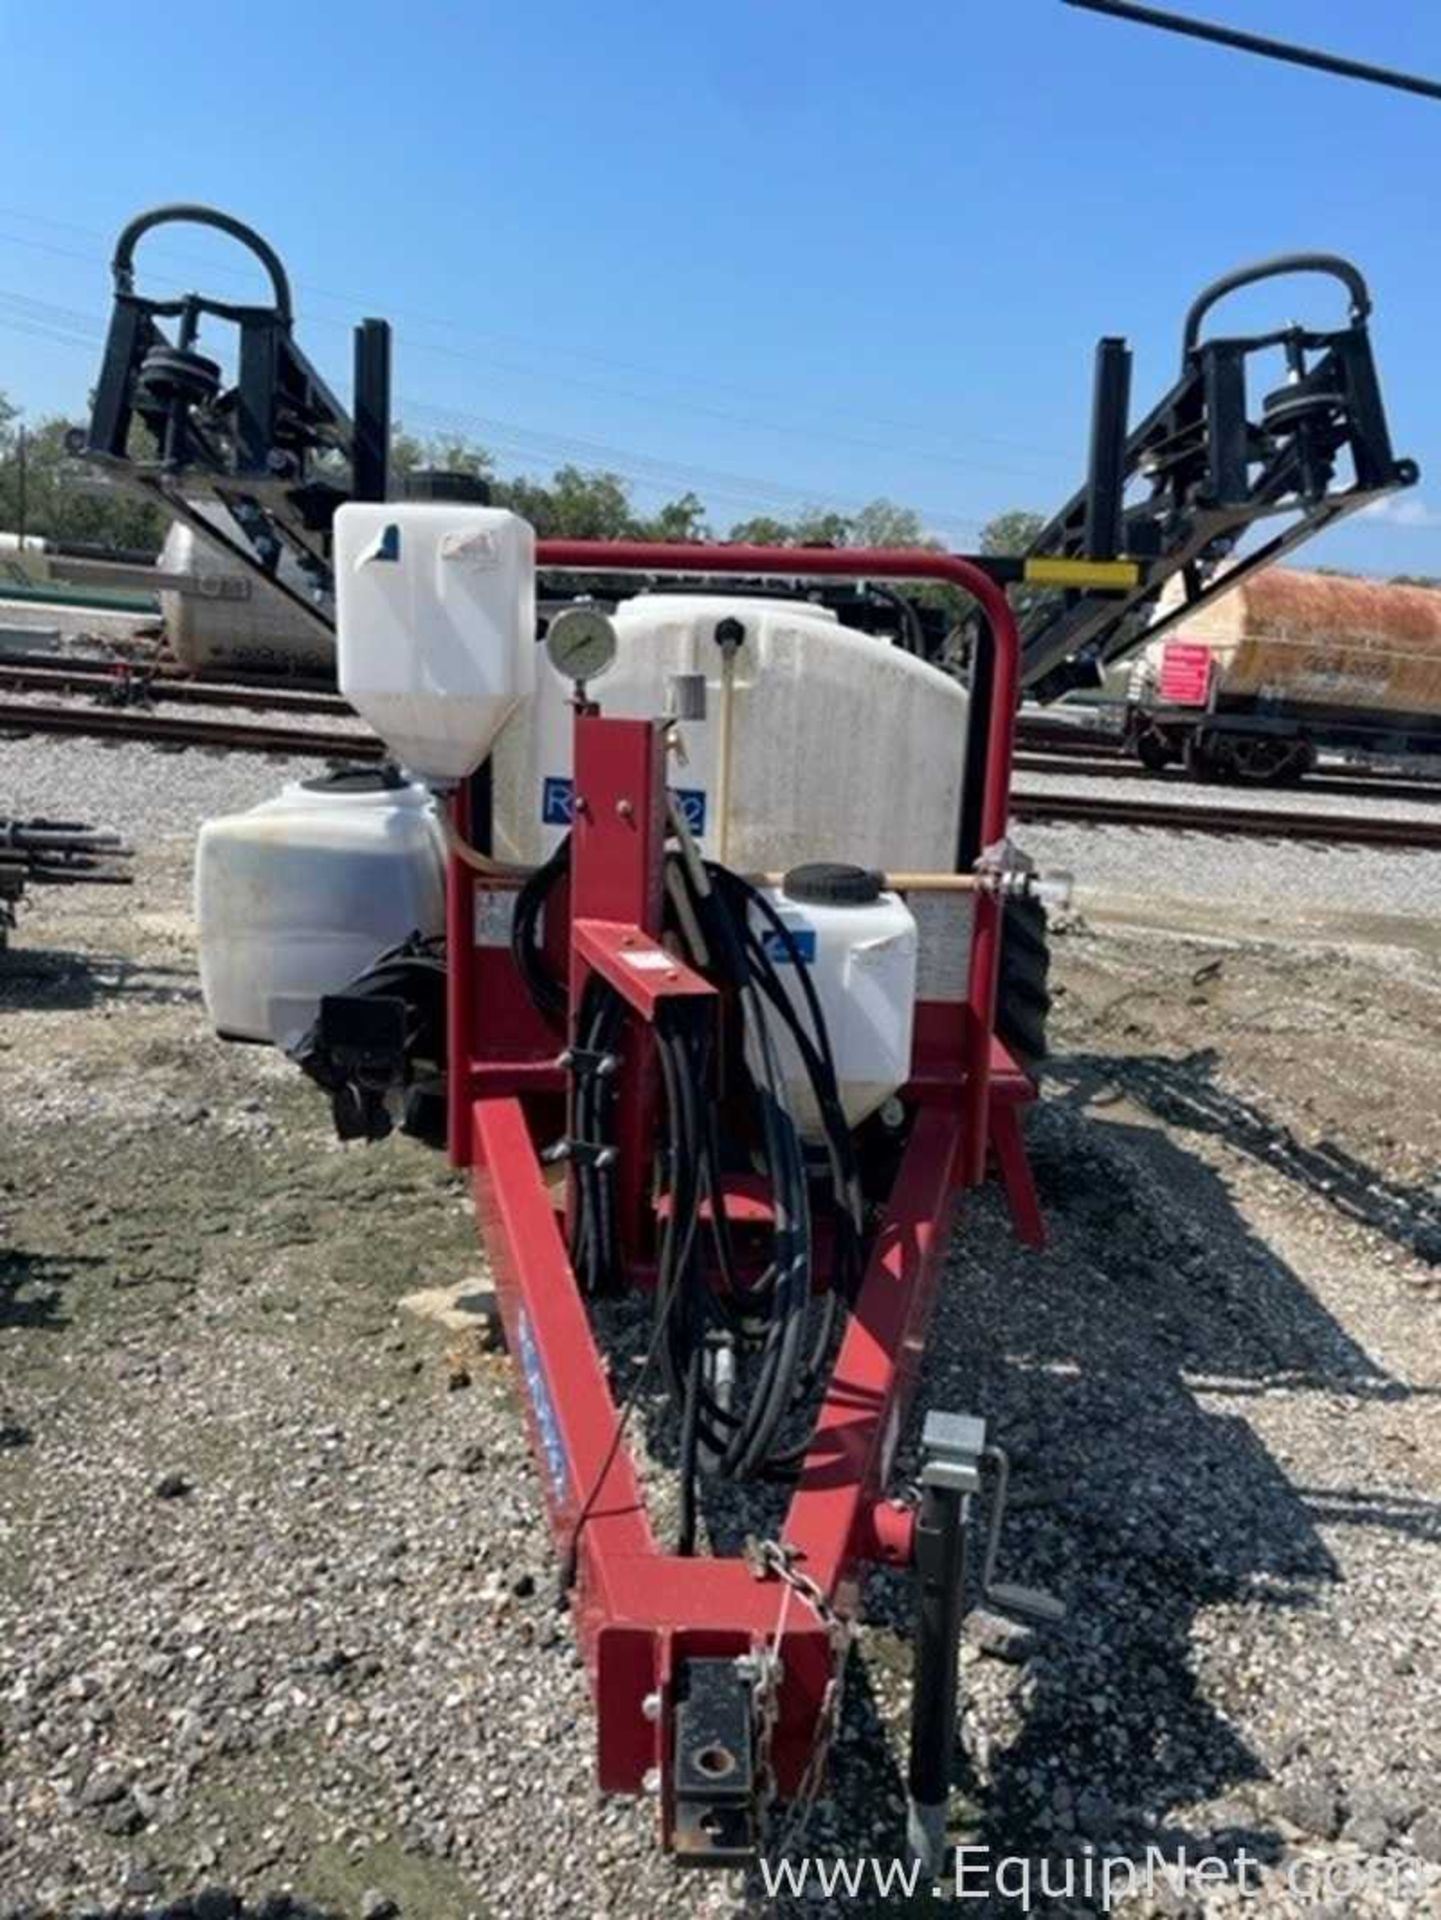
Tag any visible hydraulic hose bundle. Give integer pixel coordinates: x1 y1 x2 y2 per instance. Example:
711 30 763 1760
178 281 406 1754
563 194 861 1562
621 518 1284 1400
661 856 864 1489
516 815 868 1533
566 971 625 1295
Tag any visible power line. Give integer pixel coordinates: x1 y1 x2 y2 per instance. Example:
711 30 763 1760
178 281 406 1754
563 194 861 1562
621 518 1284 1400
1063 0 1441 101
396 395 986 534
0 207 1066 475
0 300 985 537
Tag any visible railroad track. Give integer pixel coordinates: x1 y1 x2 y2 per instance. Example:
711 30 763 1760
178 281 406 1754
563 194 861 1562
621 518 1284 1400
7 657 1440 797
1011 788 1441 849
0 698 380 760
4 686 1439 849
1013 751 1441 805
0 655 347 715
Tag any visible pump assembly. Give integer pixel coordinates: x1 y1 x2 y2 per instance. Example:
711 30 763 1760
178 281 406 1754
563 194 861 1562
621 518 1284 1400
81 205 1416 1868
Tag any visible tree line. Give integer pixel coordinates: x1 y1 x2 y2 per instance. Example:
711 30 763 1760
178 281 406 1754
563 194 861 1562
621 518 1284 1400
4 393 1437 591
0 391 1041 562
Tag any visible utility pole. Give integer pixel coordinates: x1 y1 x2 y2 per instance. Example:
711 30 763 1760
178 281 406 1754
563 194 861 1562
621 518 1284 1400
16 425 27 547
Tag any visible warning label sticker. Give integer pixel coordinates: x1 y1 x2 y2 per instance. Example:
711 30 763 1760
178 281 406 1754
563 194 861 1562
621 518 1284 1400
473 888 519 948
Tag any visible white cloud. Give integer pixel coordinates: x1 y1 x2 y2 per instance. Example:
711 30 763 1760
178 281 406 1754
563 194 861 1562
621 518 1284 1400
1360 494 1441 529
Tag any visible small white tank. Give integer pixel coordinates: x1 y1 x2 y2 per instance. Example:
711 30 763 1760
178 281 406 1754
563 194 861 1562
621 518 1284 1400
489 593 968 875
194 768 445 1048
746 864 918 1140
334 502 536 783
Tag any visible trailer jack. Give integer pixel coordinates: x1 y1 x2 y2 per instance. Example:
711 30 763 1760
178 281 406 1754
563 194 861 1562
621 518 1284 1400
906 1414 1065 1877
907 1413 983 1875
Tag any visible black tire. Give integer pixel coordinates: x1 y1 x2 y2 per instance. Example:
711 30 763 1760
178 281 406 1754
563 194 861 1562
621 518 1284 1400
1135 729 1173 773
996 892 1051 1071
1182 733 1224 783
1228 735 1313 785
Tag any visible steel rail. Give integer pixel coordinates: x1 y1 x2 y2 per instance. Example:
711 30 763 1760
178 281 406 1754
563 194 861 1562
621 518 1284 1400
0 660 350 715
0 699 380 759
1013 755 1441 803
1013 789 1441 849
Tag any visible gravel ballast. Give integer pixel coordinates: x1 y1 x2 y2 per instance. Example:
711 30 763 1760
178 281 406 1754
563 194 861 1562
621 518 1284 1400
2 737 1439 1917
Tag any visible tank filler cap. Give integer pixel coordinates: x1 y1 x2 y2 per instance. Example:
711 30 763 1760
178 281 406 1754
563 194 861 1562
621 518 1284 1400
782 862 885 906
300 764 407 793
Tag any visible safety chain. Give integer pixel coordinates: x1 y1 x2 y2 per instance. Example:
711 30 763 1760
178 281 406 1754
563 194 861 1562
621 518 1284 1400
741 1638 782 1834
742 1537 856 1855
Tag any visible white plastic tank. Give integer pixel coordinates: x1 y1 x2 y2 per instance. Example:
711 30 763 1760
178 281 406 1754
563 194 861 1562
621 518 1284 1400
746 864 918 1140
488 592 968 876
334 502 536 783
194 767 445 1048
160 501 335 675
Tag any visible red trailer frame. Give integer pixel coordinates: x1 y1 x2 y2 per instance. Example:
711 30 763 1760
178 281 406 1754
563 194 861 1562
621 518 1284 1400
446 543 1039 1854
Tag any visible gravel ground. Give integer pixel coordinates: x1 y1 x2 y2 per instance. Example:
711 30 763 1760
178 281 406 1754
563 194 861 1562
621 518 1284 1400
1021 817 1441 934
1 736 341 840
2 738 1439 1919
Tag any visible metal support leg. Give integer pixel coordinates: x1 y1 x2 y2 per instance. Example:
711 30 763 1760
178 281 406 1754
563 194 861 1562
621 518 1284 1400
990 1101 1046 1249
906 1412 983 1875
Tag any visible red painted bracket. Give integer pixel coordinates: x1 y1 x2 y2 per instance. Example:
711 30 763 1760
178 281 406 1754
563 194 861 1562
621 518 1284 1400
572 918 716 1021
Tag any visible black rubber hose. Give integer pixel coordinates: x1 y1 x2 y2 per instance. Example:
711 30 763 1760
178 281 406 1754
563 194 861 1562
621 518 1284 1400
512 835 571 1027
672 856 858 1468
676 1342 703 1556
568 973 624 1294
651 850 866 1479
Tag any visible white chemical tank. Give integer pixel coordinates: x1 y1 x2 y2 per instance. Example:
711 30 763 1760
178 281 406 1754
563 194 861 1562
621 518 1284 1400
748 864 918 1139
489 593 968 875
160 502 335 675
334 502 536 783
194 768 445 1048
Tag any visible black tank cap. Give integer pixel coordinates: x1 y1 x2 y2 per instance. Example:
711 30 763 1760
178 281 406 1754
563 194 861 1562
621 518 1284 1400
300 765 407 794
782 862 884 905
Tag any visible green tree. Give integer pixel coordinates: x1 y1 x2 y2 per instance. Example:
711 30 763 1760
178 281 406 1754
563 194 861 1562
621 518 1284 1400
727 499 940 551
979 508 1046 557
389 426 706 541
494 465 633 539
849 498 933 549
2 389 966 574
979 507 1053 632
0 393 166 553
635 490 708 542
727 513 796 545
790 508 855 547
389 426 494 483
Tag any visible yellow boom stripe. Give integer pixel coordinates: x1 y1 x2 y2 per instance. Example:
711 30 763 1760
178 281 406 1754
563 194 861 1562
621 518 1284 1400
1023 557 1141 589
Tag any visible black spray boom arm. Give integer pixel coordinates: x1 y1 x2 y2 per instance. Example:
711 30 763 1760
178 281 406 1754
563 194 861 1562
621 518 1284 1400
1019 253 1418 699
77 204 392 636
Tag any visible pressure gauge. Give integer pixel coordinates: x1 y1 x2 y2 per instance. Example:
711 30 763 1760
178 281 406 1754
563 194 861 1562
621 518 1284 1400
546 606 617 686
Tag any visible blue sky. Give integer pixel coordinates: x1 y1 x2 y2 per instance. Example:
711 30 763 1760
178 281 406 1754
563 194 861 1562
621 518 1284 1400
1 0 1439 574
